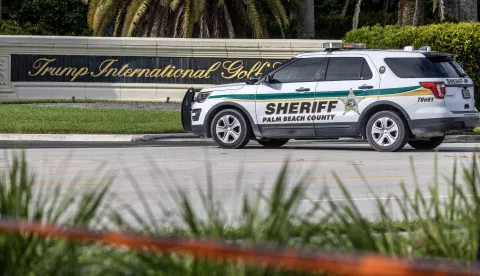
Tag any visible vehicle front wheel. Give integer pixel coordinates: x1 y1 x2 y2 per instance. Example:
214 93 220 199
210 109 252 149
407 136 444 150
366 111 408 152
256 138 289 148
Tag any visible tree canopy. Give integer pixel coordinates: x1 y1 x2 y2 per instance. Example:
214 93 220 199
80 0 299 38
1 0 90 35
0 0 477 38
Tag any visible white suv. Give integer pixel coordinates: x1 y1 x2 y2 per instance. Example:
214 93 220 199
181 43 479 152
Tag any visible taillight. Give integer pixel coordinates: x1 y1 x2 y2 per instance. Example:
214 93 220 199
420 82 446 99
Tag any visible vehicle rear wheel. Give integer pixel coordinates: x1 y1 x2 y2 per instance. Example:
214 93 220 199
256 138 289 148
407 136 444 150
366 111 408 152
210 109 252 149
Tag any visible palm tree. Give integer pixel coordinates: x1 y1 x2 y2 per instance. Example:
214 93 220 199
297 0 314 38
81 0 297 39
352 0 362 29
397 0 425 26
434 0 477 22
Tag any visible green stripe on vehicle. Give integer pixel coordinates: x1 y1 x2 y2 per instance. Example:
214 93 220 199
208 86 422 101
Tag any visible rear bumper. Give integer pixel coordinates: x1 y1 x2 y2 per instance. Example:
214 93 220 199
410 115 479 136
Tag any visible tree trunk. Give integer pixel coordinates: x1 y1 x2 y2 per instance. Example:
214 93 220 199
473 0 478 21
462 0 477 21
383 0 390 25
352 0 362 30
398 0 425 26
342 0 351 17
437 0 446 22
443 0 460 20
441 0 477 21
297 0 315 39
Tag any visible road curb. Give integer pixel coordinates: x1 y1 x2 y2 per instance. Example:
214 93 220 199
334 135 480 143
131 133 199 141
444 135 480 143
0 133 477 143
0 134 137 142
0 133 199 142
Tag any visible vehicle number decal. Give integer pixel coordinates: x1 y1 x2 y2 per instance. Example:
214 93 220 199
446 78 467 85
418 97 434 103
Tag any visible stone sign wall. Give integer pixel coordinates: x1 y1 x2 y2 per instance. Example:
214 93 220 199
0 36 340 102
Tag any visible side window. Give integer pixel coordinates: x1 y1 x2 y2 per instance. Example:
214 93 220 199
325 57 373 81
384 57 463 78
271 58 325 83
361 60 373 79
384 58 433 78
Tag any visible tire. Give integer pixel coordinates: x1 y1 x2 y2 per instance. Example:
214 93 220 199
210 109 252 149
365 111 409 152
407 136 444 150
256 138 289 148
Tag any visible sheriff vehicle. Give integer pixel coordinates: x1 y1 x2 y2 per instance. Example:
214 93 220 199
181 42 479 152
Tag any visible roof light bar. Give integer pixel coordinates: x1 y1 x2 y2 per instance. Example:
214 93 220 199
323 42 367 50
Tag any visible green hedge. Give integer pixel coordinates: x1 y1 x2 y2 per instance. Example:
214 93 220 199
344 23 480 108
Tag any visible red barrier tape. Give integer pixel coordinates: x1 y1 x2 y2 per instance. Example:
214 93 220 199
0 219 479 276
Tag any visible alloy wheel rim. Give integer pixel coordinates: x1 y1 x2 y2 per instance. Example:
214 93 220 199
371 117 399 147
216 115 241 143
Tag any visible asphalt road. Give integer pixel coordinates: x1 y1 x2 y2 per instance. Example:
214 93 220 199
1 138 479 226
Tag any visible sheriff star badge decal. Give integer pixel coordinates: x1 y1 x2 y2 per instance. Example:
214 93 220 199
338 88 365 115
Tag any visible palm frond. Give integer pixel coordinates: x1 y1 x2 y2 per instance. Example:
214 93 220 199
85 0 295 38
122 0 152 36
243 0 263 38
87 0 102 28
93 0 123 36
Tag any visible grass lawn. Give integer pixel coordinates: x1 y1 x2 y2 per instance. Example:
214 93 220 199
0 105 184 134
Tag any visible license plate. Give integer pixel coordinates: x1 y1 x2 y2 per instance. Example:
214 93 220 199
462 89 471 99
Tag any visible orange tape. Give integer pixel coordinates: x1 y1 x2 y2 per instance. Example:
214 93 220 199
0 219 479 276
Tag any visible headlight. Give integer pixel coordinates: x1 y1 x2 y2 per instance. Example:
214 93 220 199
195 91 212 103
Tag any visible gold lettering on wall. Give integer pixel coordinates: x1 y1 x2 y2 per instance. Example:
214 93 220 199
26 57 282 82
28 58 90 81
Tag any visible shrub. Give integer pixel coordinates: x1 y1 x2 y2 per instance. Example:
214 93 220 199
0 20 52 35
1 151 480 274
343 23 480 108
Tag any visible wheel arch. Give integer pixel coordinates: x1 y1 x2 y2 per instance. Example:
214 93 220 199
204 102 260 138
357 101 412 138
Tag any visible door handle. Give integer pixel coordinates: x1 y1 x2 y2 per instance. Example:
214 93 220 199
358 85 373 89
296 87 310 92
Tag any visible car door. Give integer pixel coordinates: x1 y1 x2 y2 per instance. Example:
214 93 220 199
314 54 380 137
255 56 326 138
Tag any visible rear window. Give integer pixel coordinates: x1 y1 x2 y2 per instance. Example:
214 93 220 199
384 57 466 78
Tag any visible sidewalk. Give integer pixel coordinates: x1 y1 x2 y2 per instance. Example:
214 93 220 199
0 133 198 142
0 133 478 143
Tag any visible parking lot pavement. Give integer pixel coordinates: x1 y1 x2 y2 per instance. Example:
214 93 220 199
1 139 479 225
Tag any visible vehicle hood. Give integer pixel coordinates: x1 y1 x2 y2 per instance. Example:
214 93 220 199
201 82 246 92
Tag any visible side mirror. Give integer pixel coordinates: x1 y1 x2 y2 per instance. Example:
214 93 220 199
246 76 259 84
264 74 273 84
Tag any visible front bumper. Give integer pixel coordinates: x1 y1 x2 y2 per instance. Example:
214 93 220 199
192 124 207 137
410 115 479 137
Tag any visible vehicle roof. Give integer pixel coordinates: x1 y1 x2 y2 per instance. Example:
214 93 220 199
294 49 454 58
